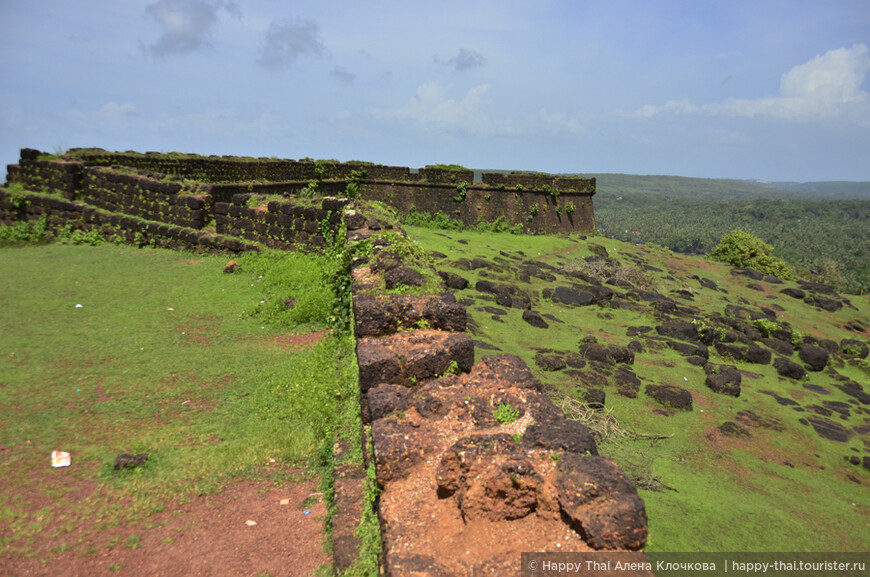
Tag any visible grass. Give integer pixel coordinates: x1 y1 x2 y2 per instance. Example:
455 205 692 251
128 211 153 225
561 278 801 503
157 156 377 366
0 242 358 565
405 224 870 552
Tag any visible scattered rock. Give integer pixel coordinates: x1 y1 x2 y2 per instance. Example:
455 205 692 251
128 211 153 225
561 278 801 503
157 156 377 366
587 244 608 258
555 454 648 550
283 297 296 309
551 286 595 307
522 419 599 456
667 340 709 360
437 270 469 290
718 422 750 438
736 410 784 431
645 384 693 411
522 310 549 329
578 343 634 366
114 453 148 471
704 364 741 397
760 338 793 357
804 295 843 312
773 357 807 380
223 260 239 273
836 382 870 405
730 268 765 281
656 321 699 342
580 388 606 409
799 416 854 443
714 342 771 365
798 344 829 372
384 265 426 289
781 287 805 299
614 367 642 398
535 353 567 372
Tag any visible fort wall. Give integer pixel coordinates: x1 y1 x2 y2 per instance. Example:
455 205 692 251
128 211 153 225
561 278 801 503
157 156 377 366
5 148 596 236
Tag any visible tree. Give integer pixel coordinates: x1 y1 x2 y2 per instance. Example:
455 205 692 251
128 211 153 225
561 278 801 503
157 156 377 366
708 230 794 280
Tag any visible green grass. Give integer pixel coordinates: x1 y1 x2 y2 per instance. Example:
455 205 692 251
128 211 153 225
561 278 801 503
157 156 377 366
0 243 358 563
405 224 870 552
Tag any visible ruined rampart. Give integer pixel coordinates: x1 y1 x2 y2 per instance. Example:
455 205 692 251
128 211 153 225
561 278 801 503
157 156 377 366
5 148 596 235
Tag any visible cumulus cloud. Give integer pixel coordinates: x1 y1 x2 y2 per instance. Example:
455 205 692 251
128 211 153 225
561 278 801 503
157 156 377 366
330 66 356 85
436 48 485 71
628 44 870 124
257 18 327 70
145 0 240 56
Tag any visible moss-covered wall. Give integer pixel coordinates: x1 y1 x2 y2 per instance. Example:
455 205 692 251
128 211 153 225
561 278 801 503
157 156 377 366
5 147 597 236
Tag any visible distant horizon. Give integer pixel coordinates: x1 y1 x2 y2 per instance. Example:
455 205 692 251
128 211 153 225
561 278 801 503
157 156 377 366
4 146 870 187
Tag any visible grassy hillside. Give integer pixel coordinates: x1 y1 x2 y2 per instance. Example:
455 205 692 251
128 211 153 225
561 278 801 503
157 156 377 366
405 223 870 552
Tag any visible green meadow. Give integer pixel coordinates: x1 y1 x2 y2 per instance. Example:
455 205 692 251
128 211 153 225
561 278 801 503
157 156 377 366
0 243 358 564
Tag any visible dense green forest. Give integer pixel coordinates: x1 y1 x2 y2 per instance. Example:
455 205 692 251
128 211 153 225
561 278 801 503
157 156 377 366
589 175 870 295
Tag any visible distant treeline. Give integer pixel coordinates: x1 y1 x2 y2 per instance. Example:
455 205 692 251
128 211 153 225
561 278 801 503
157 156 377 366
589 173 870 200
594 193 869 295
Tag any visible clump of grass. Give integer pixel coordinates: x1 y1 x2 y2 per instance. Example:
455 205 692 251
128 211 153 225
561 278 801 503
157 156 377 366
493 402 520 425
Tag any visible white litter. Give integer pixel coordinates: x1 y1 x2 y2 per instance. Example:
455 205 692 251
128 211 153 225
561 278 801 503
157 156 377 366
75 304 83 309
245 520 257 526
51 451 71 468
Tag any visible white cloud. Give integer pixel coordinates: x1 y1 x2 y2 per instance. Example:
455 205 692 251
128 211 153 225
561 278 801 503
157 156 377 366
532 108 586 137
257 17 327 70
145 0 240 56
371 82 514 137
628 44 870 125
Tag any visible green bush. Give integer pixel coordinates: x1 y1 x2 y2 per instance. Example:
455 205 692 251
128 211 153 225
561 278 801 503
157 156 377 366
708 230 794 279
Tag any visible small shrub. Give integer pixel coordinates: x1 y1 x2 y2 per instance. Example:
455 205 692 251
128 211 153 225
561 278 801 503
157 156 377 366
453 181 469 203
444 360 460 376
493 402 520 425
751 318 780 338
5 183 29 209
565 201 576 214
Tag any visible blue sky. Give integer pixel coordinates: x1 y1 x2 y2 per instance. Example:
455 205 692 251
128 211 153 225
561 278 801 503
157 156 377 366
1 1 869 181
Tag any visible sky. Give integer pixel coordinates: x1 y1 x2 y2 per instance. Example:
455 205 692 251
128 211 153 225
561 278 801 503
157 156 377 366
1 1 869 181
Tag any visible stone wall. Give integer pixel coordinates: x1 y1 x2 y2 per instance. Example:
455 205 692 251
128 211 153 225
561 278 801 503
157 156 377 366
82 167 211 229
344 216 648 575
359 180 596 235
215 194 346 250
6 148 597 235
0 190 257 253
